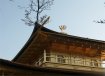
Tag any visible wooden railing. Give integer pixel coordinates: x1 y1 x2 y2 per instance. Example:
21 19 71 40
35 51 105 69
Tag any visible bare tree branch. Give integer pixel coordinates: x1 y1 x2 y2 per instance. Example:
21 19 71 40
22 0 54 26
9 0 54 26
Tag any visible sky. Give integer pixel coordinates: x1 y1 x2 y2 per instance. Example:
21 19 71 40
1 0 105 60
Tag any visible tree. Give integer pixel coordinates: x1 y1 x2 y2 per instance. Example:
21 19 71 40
10 0 54 26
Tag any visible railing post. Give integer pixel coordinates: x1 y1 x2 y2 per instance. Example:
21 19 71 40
43 50 46 62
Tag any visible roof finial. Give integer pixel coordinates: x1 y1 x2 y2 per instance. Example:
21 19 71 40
59 25 67 33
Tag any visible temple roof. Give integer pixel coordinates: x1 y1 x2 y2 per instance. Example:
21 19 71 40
1 23 105 75
13 22 105 63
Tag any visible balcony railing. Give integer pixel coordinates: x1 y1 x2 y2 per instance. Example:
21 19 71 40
35 50 105 71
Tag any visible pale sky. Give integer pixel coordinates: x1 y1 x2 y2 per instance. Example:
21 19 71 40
0 0 105 60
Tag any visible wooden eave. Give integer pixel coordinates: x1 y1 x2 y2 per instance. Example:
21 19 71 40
0 59 104 76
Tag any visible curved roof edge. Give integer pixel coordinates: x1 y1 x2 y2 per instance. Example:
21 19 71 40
12 22 40 61
12 22 58 61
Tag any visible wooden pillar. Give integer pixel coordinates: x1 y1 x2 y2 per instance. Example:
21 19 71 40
43 50 46 62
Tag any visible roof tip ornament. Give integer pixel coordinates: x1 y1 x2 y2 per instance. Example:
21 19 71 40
39 16 50 26
59 25 67 34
